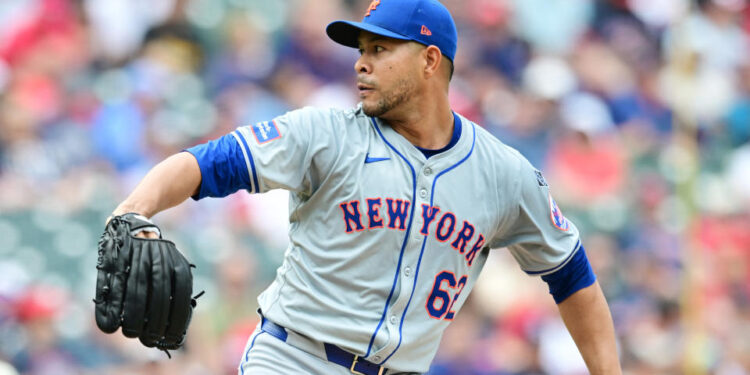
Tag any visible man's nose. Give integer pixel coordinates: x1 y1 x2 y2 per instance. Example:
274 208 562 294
355 55 371 74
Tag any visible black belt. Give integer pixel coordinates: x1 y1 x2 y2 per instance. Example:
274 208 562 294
260 317 388 375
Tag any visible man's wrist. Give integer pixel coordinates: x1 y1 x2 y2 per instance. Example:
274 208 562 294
112 202 153 219
108 204 151 225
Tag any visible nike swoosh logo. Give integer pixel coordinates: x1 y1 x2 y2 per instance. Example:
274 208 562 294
365 154 390 164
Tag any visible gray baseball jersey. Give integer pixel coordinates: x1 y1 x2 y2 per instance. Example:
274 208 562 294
187 104 581 373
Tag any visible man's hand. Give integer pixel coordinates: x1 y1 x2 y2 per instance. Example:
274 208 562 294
106 212 160 239
94 213 200 356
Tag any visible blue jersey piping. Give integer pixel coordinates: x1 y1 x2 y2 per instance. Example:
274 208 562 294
379 118 476 365
236 128 261 193
524 239 582 275
365 117 418 358
240 330 266 375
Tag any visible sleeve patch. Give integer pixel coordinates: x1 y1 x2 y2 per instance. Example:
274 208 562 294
535 170 548 187
548 193 570 231
251 121 282 144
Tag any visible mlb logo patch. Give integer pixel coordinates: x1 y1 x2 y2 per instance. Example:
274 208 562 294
548 193 570 232
251 121 282 144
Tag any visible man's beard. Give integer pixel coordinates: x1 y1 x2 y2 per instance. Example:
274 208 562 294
362 77 417 117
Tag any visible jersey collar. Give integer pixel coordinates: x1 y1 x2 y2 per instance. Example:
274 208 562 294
371 112 474 167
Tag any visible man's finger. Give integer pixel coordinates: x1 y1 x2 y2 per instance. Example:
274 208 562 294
135 231 159 239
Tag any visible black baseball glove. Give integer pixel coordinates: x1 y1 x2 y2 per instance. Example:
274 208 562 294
93 213 202 357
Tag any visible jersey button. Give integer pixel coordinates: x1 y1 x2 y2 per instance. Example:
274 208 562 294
424 167 432 176
373 356 381 362
390 315 398 325
419 189 427 198
404 267 412 277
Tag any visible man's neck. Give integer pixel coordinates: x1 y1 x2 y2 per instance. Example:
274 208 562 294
380 97 454 150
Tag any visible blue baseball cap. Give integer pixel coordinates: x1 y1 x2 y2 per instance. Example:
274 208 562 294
326 0 458 62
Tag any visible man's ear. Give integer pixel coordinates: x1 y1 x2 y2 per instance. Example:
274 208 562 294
423 45 443 78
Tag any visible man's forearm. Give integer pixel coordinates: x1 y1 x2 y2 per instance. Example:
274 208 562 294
113 152 202 218
558 281 622 375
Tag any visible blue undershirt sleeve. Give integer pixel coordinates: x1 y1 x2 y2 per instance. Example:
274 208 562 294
541 245 597 304
184 133 252 200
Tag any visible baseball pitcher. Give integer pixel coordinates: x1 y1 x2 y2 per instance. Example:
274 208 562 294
98 0 622 374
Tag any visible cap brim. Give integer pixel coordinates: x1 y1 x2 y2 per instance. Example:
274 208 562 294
326 20 411 48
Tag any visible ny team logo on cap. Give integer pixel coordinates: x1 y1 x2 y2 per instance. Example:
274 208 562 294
327 0 458 61
365 0 380 16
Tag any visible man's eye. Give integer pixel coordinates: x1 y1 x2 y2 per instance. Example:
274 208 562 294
375 46 384 52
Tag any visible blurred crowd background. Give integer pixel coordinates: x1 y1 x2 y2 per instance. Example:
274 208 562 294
0 0 748 374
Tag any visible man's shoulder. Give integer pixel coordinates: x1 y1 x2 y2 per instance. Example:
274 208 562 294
274 105 372 147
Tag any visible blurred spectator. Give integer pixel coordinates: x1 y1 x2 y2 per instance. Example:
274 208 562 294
9 286 79 375
191 249 261 375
